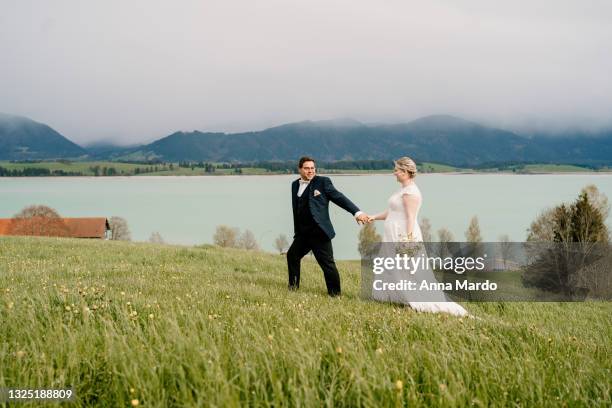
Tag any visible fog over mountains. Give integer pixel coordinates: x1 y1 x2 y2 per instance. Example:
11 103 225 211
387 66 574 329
1 112 611 166
0 113 87 160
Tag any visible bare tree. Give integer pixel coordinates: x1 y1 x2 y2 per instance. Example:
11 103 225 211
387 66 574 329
526 208 556 242
10 204 70 237
149 231 165 244
238 229 259 250
109 216 131 241
437 228 454 243
465 216 484 258
358 223 381 258
213 225 238 248
274 234 289 254
581 184 610 220
14 205 61 219
419 217 432 242
437 228 454 259
498 234 513 269
465 216 482 243
574 252 612 299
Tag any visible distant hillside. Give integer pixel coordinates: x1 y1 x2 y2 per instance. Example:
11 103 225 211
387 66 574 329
2 113 611 166
0 113 86 160
117 115 612 166
83 142 143 160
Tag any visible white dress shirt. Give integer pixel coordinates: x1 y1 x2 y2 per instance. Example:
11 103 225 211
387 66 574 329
297 179 310 197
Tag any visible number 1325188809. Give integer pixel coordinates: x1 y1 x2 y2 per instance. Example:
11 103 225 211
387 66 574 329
0 388 75 402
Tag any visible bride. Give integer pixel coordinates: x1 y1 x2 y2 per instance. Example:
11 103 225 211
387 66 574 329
367 157 468 316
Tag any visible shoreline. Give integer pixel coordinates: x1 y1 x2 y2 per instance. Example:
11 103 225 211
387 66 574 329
1 171 612 180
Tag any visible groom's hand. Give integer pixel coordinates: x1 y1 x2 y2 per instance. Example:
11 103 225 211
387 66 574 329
356 213 369 225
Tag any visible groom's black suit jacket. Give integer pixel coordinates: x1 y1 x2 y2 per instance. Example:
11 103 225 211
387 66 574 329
291 175 360 240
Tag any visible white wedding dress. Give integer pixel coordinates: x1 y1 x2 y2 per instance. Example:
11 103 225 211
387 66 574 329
373 183 468 316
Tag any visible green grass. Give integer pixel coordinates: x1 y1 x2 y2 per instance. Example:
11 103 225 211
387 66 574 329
146 167 280 176
319 163 461 174
520 164 594 173
0 237 610 407
419 162 461 173
0 161 160 176
2 160 609 177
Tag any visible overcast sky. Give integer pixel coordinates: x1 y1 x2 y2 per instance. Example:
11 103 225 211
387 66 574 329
1 0 612 145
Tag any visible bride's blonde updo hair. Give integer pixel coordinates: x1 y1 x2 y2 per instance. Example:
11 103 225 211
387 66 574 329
394 156 417 178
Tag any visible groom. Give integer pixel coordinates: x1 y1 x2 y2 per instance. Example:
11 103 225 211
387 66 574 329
287 156 369 296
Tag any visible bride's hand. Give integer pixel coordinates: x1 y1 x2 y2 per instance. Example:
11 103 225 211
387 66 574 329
367 216 376 223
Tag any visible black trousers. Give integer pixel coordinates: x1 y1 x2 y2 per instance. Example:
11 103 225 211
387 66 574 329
287 228 341 296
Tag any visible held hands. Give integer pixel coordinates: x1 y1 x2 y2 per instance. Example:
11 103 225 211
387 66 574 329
356 213 376 225
356 213 370 225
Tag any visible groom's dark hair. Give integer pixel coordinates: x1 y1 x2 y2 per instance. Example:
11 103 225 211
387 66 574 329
298 156 316 168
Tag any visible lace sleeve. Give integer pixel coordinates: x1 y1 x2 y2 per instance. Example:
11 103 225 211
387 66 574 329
400 185 417 196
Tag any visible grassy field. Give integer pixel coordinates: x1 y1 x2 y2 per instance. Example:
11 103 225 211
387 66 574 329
519 164 597 173
0 161 279 176
0 237 610 407
0 160 147 174
4 160 606 177
419 162 461 173
145 167 275 176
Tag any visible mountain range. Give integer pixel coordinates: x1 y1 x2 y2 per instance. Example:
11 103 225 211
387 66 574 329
0 113 87 160
1 112 611 166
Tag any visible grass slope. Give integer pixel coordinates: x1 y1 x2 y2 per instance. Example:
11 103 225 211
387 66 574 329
520 164 594 173
0 161 151 175
0 237 610 407
1 160 606 177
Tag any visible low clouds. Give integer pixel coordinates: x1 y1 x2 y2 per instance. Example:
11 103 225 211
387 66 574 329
1 0 611 144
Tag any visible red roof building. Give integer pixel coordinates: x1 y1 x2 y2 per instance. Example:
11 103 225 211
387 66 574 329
0 217 110 239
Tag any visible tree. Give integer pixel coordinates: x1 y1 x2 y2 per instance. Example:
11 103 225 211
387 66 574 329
238 229 259 250
542 194 608 244
109 216 131 241
498 234 513 269
565 192 608 243
420 217 432 242
581 184 610 220
437 228 454 259
526 208 556 242
10 204 70 237
523 190 609 295
213 225 238 248
527 186 609 244
438 228 454 243
14 205 61 219
274 234 289 254
465 216 482 243
465 216 484 259
358 223 381 258
149 231 165 244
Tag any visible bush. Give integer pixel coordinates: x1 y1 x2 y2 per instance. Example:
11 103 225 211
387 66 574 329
523 187 610 295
